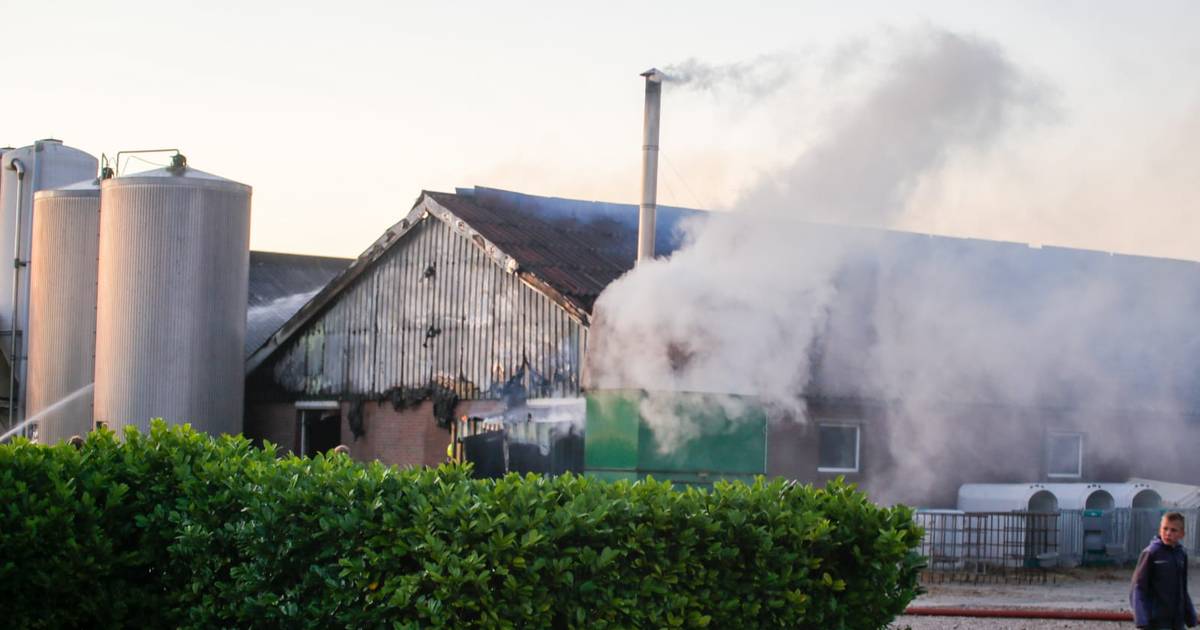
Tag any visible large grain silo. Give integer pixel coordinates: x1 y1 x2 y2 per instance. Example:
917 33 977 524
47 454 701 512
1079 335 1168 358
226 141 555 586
26 180 101 443
94 159 251 436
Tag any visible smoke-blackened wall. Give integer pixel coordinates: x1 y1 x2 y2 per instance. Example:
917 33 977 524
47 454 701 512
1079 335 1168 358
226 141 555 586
588 27 1200 505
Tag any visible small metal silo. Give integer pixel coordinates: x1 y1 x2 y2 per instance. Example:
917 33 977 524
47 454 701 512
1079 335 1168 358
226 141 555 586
0 140 98 430
94 159 251 436
27 180 101 443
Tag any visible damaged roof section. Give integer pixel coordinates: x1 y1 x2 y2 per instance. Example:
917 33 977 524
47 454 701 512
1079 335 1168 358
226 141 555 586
436 187 704 313
246 187 706 373
260 206 590 400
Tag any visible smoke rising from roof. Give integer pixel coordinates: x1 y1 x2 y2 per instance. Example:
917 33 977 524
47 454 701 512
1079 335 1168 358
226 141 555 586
589 27 1200 504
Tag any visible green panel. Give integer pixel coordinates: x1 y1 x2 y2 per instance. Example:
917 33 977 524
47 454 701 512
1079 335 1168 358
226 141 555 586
637 392 766 476
584 389 766 481
584 390 641 473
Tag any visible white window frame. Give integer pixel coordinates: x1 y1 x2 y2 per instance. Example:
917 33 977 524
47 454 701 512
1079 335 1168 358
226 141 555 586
817 422 861 473
1046 431 1084 479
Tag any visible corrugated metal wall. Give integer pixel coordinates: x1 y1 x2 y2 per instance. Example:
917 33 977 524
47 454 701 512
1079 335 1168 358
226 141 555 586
270 216 587 399
27 186 100 443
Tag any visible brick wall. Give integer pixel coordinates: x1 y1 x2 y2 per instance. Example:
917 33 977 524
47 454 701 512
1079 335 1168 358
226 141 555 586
339 400 451 468
247 399 488 468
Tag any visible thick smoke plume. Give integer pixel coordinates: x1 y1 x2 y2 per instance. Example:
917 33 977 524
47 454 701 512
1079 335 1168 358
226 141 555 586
735 30 1044 225
587 28 1198 504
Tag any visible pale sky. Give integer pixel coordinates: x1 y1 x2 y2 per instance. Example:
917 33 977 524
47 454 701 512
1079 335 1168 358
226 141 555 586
3 1 1198 260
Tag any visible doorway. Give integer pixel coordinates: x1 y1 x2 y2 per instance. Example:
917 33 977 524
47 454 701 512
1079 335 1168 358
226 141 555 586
296 402 342 457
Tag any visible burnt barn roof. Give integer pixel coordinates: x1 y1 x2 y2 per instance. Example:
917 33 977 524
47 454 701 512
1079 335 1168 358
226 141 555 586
244 187 704 373
425 188 703 313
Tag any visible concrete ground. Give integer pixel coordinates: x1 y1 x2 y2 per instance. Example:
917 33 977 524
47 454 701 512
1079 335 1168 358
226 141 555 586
889 568 1133 629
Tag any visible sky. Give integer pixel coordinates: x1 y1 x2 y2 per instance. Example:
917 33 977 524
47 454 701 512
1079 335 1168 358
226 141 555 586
3 1 1199 261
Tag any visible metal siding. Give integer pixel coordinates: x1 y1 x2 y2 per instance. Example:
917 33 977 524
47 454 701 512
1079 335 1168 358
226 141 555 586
468 244 485 392
351 270 372 392
94 172 251 437
431 221 445 387
262 216 585 400
401 223 418 389
399 228 415 389
27 187 100 443
328 294 346 394
378 254 393 391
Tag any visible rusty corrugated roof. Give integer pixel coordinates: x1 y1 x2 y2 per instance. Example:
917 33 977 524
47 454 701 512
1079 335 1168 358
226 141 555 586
244 187 704 373
426 190 658 313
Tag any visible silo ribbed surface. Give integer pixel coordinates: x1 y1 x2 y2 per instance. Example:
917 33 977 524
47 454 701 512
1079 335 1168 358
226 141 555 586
94 166 251 436
27 181 100 443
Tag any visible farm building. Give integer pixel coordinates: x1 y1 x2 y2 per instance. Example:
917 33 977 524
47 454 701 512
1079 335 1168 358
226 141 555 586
243 186 1200 507
241 187 698 464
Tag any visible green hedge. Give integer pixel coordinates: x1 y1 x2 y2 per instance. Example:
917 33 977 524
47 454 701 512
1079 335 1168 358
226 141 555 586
0 421 923 629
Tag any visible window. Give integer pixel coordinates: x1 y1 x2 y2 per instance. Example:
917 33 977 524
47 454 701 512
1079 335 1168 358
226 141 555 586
818 423 860 473
1046 431 1083 478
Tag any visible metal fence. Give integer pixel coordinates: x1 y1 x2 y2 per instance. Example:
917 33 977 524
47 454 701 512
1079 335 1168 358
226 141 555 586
916 507 1200 584
1058 508 1200 565
915 511 1060 584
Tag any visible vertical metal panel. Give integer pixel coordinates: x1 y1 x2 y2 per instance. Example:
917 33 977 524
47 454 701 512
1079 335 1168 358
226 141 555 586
27 184 100 443
327 294 345 394
264 215 588 400
431 221 444 385
94 168 251 437
376 256 388 391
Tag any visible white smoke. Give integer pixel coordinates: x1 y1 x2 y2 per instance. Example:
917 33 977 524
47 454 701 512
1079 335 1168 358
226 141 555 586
589 28 1056 473
596 27 1200 505
247 289 319 323
663 53 799 99
736 28 1048 226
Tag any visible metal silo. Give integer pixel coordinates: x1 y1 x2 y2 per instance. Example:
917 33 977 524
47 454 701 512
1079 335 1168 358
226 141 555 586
0 140 97 434
26 180 100 443
94 159 251 436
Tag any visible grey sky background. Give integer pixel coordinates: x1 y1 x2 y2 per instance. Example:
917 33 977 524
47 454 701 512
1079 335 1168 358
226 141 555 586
3 1 1198 261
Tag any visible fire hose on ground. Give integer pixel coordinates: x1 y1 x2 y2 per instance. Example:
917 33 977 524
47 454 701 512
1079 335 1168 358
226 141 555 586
903 606 1132 622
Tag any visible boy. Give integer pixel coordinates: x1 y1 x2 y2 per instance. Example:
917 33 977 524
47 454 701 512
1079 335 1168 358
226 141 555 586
1132 512 1198 629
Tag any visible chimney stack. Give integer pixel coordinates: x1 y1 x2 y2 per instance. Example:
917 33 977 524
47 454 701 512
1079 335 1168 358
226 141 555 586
638 68 664 265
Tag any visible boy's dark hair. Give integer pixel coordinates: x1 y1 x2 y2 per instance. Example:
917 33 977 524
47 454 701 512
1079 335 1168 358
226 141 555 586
1164 511 1186 526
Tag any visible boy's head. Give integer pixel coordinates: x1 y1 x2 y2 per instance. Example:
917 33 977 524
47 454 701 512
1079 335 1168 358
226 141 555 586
1161 512 1186 547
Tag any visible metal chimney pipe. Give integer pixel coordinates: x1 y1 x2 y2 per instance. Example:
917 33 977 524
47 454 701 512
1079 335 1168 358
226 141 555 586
638 68 664 265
